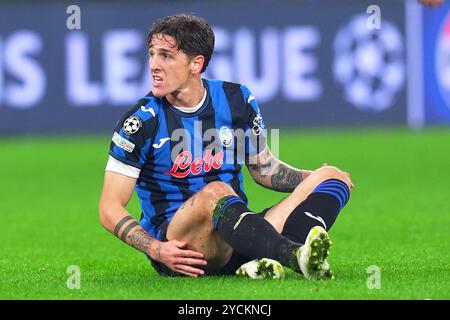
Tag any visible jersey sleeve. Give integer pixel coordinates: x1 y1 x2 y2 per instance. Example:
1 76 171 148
240 85 268 159
109 101 159 169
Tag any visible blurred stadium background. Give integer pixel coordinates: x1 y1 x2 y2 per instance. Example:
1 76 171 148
0 0 449 299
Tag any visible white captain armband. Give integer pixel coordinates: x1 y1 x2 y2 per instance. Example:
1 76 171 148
105 156 141 179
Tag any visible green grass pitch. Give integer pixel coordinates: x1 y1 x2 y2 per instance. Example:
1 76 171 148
1 128 449 299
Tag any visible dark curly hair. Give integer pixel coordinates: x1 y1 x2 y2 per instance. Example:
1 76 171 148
147 14 215 73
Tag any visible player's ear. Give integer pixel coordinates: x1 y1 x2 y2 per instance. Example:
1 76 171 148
190 55 205 74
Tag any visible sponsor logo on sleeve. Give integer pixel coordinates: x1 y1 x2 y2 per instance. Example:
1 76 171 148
112 132 135 153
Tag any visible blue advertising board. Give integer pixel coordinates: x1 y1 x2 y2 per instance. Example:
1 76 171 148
423 2 450 124
0 1 408 134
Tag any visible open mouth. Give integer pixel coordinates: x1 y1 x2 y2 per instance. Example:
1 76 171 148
152 75 163 86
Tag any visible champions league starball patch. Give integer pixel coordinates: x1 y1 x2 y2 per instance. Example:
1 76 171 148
122 116 142 135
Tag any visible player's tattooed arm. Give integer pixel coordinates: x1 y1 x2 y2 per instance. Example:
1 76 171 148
270 163 303 192
100 172 163 261
246 147 276 187
247 148 311 192
126 228 155 254
111 215 205 276
113 216 156 257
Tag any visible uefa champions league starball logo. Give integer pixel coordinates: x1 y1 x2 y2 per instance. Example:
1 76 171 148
333 15 405 112
123 116 142 135
436 11 450 110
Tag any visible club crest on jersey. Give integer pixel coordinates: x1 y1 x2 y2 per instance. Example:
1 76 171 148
123 116 142 135
164 150 224 179
219 126 233 147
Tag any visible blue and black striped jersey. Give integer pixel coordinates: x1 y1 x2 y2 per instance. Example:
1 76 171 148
109 79 267 238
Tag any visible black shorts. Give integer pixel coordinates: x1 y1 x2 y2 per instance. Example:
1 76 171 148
148 206 272 277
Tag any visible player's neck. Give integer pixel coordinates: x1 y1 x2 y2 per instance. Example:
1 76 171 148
166 78 205 109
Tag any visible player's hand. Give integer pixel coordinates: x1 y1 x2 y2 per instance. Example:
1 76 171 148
151 240 207 277
418 0 444 8
344 171 355 189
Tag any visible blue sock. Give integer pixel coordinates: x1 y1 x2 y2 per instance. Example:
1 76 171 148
282 179 350 243
312 179 350 211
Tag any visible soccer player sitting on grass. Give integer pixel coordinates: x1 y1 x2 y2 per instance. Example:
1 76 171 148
99 14 354 279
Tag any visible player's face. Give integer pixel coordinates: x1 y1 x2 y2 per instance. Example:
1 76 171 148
149 34 192 98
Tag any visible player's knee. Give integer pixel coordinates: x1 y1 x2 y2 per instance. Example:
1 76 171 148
200 181 236 202
315 166 352 190
193 182 237 222
317 166 341 178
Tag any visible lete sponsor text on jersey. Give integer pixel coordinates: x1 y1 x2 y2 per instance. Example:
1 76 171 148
164 150 224 178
